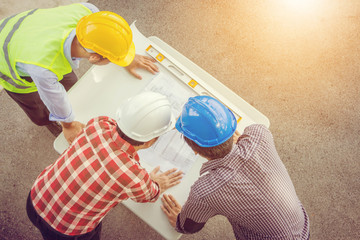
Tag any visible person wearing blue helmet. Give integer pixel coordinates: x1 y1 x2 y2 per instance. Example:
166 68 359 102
161 95 310 240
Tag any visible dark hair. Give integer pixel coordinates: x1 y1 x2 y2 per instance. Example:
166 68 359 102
184 135 233 160
116 125 145 146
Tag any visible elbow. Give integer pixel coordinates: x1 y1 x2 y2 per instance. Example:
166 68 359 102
177 218 205 234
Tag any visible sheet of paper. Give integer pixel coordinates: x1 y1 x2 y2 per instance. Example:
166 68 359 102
138 129 197 174
143 72 196 116
138 73 197 174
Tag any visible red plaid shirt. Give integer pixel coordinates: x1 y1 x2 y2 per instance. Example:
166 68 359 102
30 116 160 236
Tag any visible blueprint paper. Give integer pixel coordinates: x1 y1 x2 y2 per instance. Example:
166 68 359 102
143 72 196 116
138 73 197 174
138 129 197 174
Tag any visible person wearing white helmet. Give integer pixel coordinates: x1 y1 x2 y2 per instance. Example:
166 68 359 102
161 95 310 240
0 3 158 143
26 92 183 240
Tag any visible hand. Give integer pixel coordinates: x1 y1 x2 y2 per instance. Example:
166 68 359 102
150 166 183 193
161 194 182 227
61 121 85 144
125 54 159 79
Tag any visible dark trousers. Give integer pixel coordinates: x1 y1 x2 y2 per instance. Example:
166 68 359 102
26 193 102 240
5 71 78 126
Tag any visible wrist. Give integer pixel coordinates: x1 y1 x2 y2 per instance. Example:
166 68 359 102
153 179 165 193
154 181 162 195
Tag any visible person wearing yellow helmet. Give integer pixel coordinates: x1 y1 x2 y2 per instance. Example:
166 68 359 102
0 3 158 144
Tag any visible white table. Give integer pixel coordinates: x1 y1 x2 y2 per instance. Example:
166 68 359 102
54 23 269 240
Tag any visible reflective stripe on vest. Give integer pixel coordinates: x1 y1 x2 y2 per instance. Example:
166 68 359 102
1 9 37 90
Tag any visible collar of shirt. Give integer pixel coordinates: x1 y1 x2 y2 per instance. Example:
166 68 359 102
199 145 237 176
64 29 81 69
109 120 140 162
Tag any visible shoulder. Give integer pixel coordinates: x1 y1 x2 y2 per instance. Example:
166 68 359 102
86 116 117 128
234 124 274 160
239 124 273 145
244 124 271 138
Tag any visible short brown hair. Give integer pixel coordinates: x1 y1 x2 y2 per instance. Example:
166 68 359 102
184 135 233 160
116 125 145 146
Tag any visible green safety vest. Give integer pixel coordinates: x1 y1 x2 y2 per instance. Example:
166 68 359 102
0 4 92 93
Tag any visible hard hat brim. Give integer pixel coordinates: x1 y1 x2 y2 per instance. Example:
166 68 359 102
110 41 136 67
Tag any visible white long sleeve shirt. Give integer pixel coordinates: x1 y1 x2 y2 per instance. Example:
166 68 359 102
16 3 99 122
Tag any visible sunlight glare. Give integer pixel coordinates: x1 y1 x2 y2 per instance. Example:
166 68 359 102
283 0 321 13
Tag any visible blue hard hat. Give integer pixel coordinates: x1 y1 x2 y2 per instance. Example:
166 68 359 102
176 95 237 147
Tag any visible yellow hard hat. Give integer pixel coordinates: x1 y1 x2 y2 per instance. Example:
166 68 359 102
76 11 135 66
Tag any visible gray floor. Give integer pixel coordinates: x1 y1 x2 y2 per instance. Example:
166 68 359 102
1 0 359 239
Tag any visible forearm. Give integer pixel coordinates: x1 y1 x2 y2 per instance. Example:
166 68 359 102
174 194 215 234
148 181 161 202
44 87 75 123
130 174 160 203
27 65 75 122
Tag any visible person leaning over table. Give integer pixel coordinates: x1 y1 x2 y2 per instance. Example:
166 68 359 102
0 3 158 143
161 96 310 240
26 92 183 240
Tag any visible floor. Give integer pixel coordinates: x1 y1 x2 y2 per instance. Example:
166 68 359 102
0 0 359 239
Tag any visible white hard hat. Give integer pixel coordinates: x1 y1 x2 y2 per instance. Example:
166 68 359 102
116 91 175 142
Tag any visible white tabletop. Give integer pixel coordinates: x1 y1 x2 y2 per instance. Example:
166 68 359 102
53 23 269 240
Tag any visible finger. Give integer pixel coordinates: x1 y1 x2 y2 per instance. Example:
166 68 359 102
145 63 159 74
161 205 171 215
142 58 158 68
163 168 178 175
161 198 169 211
151 166 160 175
162 194 172 203
171 171 183 177
150 63 159 72
171 173 183 179
169 173 183 182
163 194 177 210
142 55 156 62
170 176 183 184
143 65 157 75
143 58 154 64
144 59 159 72
161 195 173 211
129 69 142 80
168 195 181 208
169 180 181 187
160 198 171 214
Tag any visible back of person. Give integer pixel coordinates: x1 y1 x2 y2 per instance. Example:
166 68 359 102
190 124 309 239
162 96 309 240
27 92 183 239
30 116 158 236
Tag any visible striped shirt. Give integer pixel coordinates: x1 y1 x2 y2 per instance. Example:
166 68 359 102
176 124 310 239
30 116 160 236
